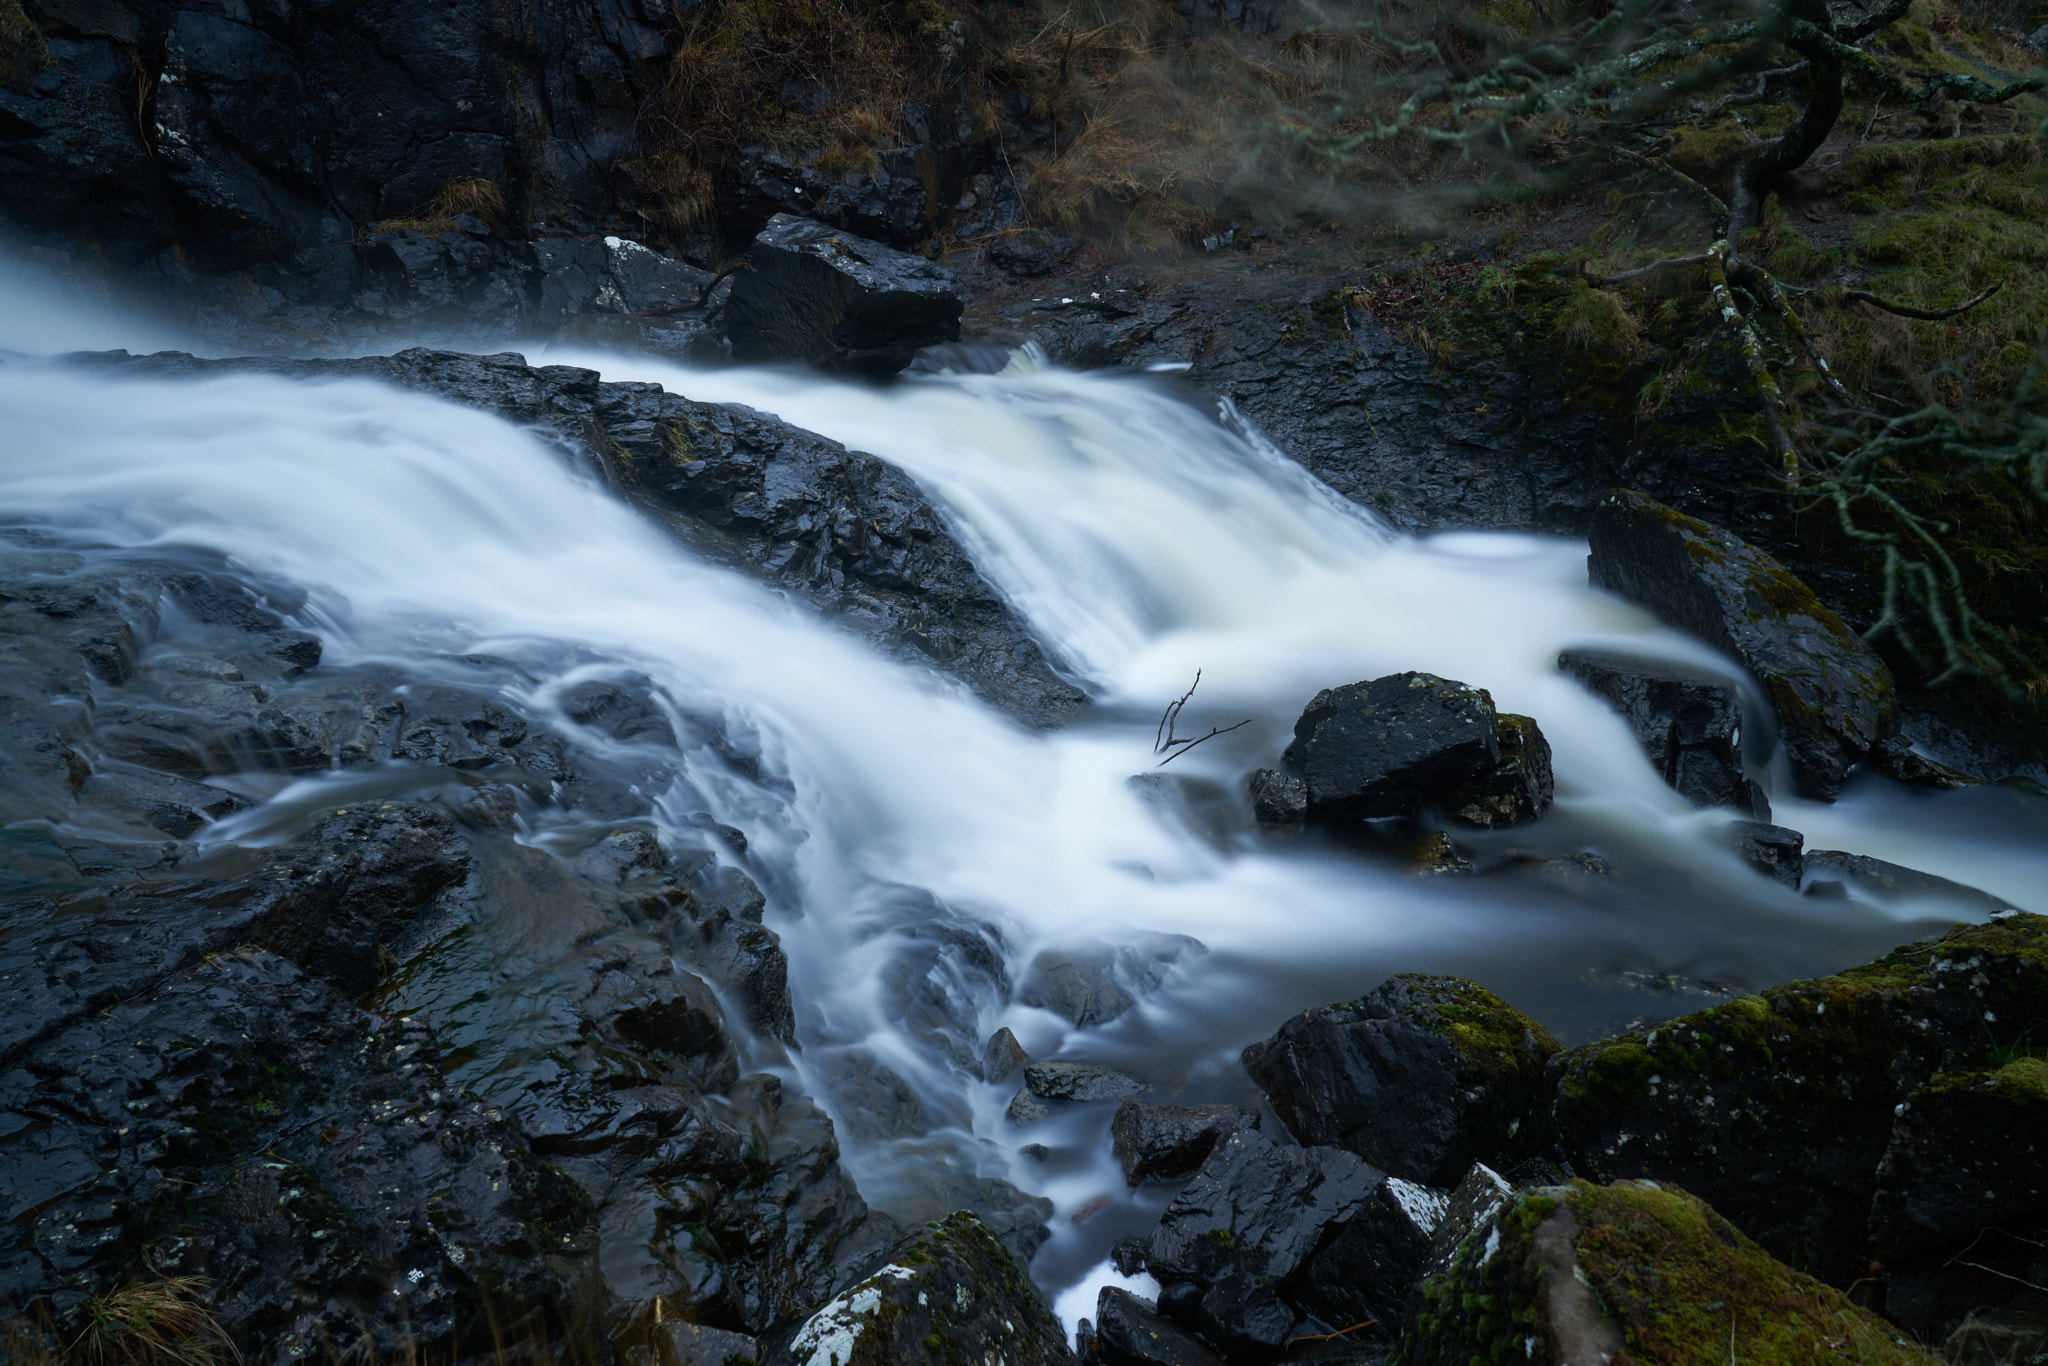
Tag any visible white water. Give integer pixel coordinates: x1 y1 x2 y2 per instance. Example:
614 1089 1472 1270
4 283 2045 1327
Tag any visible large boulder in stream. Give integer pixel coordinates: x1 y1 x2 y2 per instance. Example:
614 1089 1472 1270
726 214 964 376
1242 973 1559 1186
1587 489 1897 799
1549 911 2048 1331
1559 647 1763 814
1401 1180 1938 1366
1281 673 1552 828
764 1211 1074 1366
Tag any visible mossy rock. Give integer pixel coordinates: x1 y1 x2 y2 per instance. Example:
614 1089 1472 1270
1401 1180 1938 1366
765 1211 1072 1366
1587 489 1897 800
1550 913 2048 1281
1243 973 1559 1186
1869 1056 2048 1263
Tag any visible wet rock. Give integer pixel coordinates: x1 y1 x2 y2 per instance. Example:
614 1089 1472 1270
560 678 682 748
1872 737 1982 789
1246 768 1308 827
74 768 252 839
647 1321 761 1366
1726 820 1804 886
1401 1180 1935 1366
985 1027 1029 1085
72 348 1084 729
1009 1089 1053 1126
1586 490 1898 799
1801 849 2016 915
1442 712 1554 829
1242 973 1558 1187
1416 1163 1516 1282
1094 1287 1222 1366
1559 647 1761 812
1020 935 1204 1028
1025 1062 1149 1103
765 1211 1074 1366
1111 1101 1260 1185
1144 1129 1380 1355
726 214 963 376
1297 1171 1449 1333
1406 831 1474 876
1284 673 1497 822
1548 912 2048 1284
590 954 742 1095
1869 1058 2048 1264
1947 1309 2048 1366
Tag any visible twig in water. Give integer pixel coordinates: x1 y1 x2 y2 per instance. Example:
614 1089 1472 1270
1154 670 1251 766
1286 1320 1378 1347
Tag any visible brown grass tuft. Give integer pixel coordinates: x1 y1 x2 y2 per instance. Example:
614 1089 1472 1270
71 1279 237 1366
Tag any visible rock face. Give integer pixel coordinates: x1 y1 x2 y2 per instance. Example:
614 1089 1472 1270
1586 489 1898 799
1402 1180 1938 1366
1548 913 2048 1307
765 1212 1074 1366
1559 647 1761 813
1281 673 1552 828
1242 973 1559 1186
726 214 964 375
69 348 1083 728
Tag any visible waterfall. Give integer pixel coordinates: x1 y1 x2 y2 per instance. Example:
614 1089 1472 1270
3 276 2043 1324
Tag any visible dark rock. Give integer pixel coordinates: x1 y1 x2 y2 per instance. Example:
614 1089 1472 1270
649 1321 761 1366
726 214 963 376
1586 490 1898 799
1242 973 1558 1187
1441 712 1554 829
1298 1171 1449 1333
1144 1129 1379 1355
988 230 1078 277
1801 850 2017 915
985 1027 1029 1084
70 348 1085 729
1246 767 1307 826
1406 832 1474 876
1726 821 1804 886
1094 1287 1223 1366
1025 1062 1148 1103
1020 935 1204 1028
766 1211 1075 1366
1110 1236 1150 1277
1548 913 2048 1284
1559 647 1759 811
1283 673 1501 823
1009 1089 1053 1126
1416 1163 1516 1284
1872 738 1981 789
1869 1058 2048 1263
591 955 742 1095
1111 1101 1261 1185
1401 1181 1932 1366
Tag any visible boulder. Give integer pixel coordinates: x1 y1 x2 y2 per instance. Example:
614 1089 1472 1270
1586 490 1898 799
765 1211 1074 1366
1093 1287 1222 1366
1726 820 1804 886
1870 1058 2048 1263
1559 646 1763 813
1144 1129 1381 1355
1441 711 1555 828
1296 1171 1449 1334
1801 850 2017 915
1548 913 2048 1287
1400 1180 1938 1366
1020 935 1204 1028
1024 1062 1149 1103
1241 973 1559 1186
726 214 963 376
1282 673 1499 822
1110 1101 1261 1184
985 1027 1029 1084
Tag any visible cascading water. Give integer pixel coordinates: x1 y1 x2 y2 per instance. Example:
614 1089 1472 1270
3 268 2044 1334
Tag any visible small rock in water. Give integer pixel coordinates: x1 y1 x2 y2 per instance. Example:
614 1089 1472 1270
1241 973 1557 1186
1559 647 1761 813
985 1025 1029 1084
1110 1235 1150 1276
1025 1061 1149 1102
1283 672 1500 823
1020 934 1204 1029
1726 820 1804 886
1009 1089 1053 1126
1801 849 2016 915
1111 1100 1261 1184
1246 767 1308 827
1407 831 1475 876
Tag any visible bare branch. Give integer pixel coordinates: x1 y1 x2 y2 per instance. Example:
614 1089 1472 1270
1846 281 2003 321
1154 671 1252 766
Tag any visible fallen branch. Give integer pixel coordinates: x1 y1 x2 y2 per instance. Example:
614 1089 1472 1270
1846 281 2003 321
1154 671 1251 767
1286 1319 1379 1348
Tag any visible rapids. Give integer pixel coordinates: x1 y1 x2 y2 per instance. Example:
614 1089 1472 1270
3 265 2044 1331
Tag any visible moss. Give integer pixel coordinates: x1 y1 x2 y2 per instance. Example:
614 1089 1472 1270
1394 972 1561 1076
0 0 50 89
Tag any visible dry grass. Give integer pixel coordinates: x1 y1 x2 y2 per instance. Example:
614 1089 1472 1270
68 1280 237 1366
365 175 509 238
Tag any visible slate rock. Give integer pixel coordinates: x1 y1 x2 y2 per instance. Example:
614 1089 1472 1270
1298 1171 1449 1333
649 1320 761 1366
1415 1163 1516 1284
1111 1101 1261 1185
1009 1089 1053 1127
1025 1062 1149 1103
1559 647 1760 812
1020 935 1204 1028
1441 711 1554 829
1548 913 2048 1283
1400 1181 1936 1366
1246 767 1308 827
1586 490 1898 799
1726 820 1804 886
985 1026 1029 1085
1241 973 1558 1186
1801 850 2016 915
1094 1287 1223 1366
726 214 963 376
766 1211 1075 1366
1144 1129 1381 1355
1282 673 1499 822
